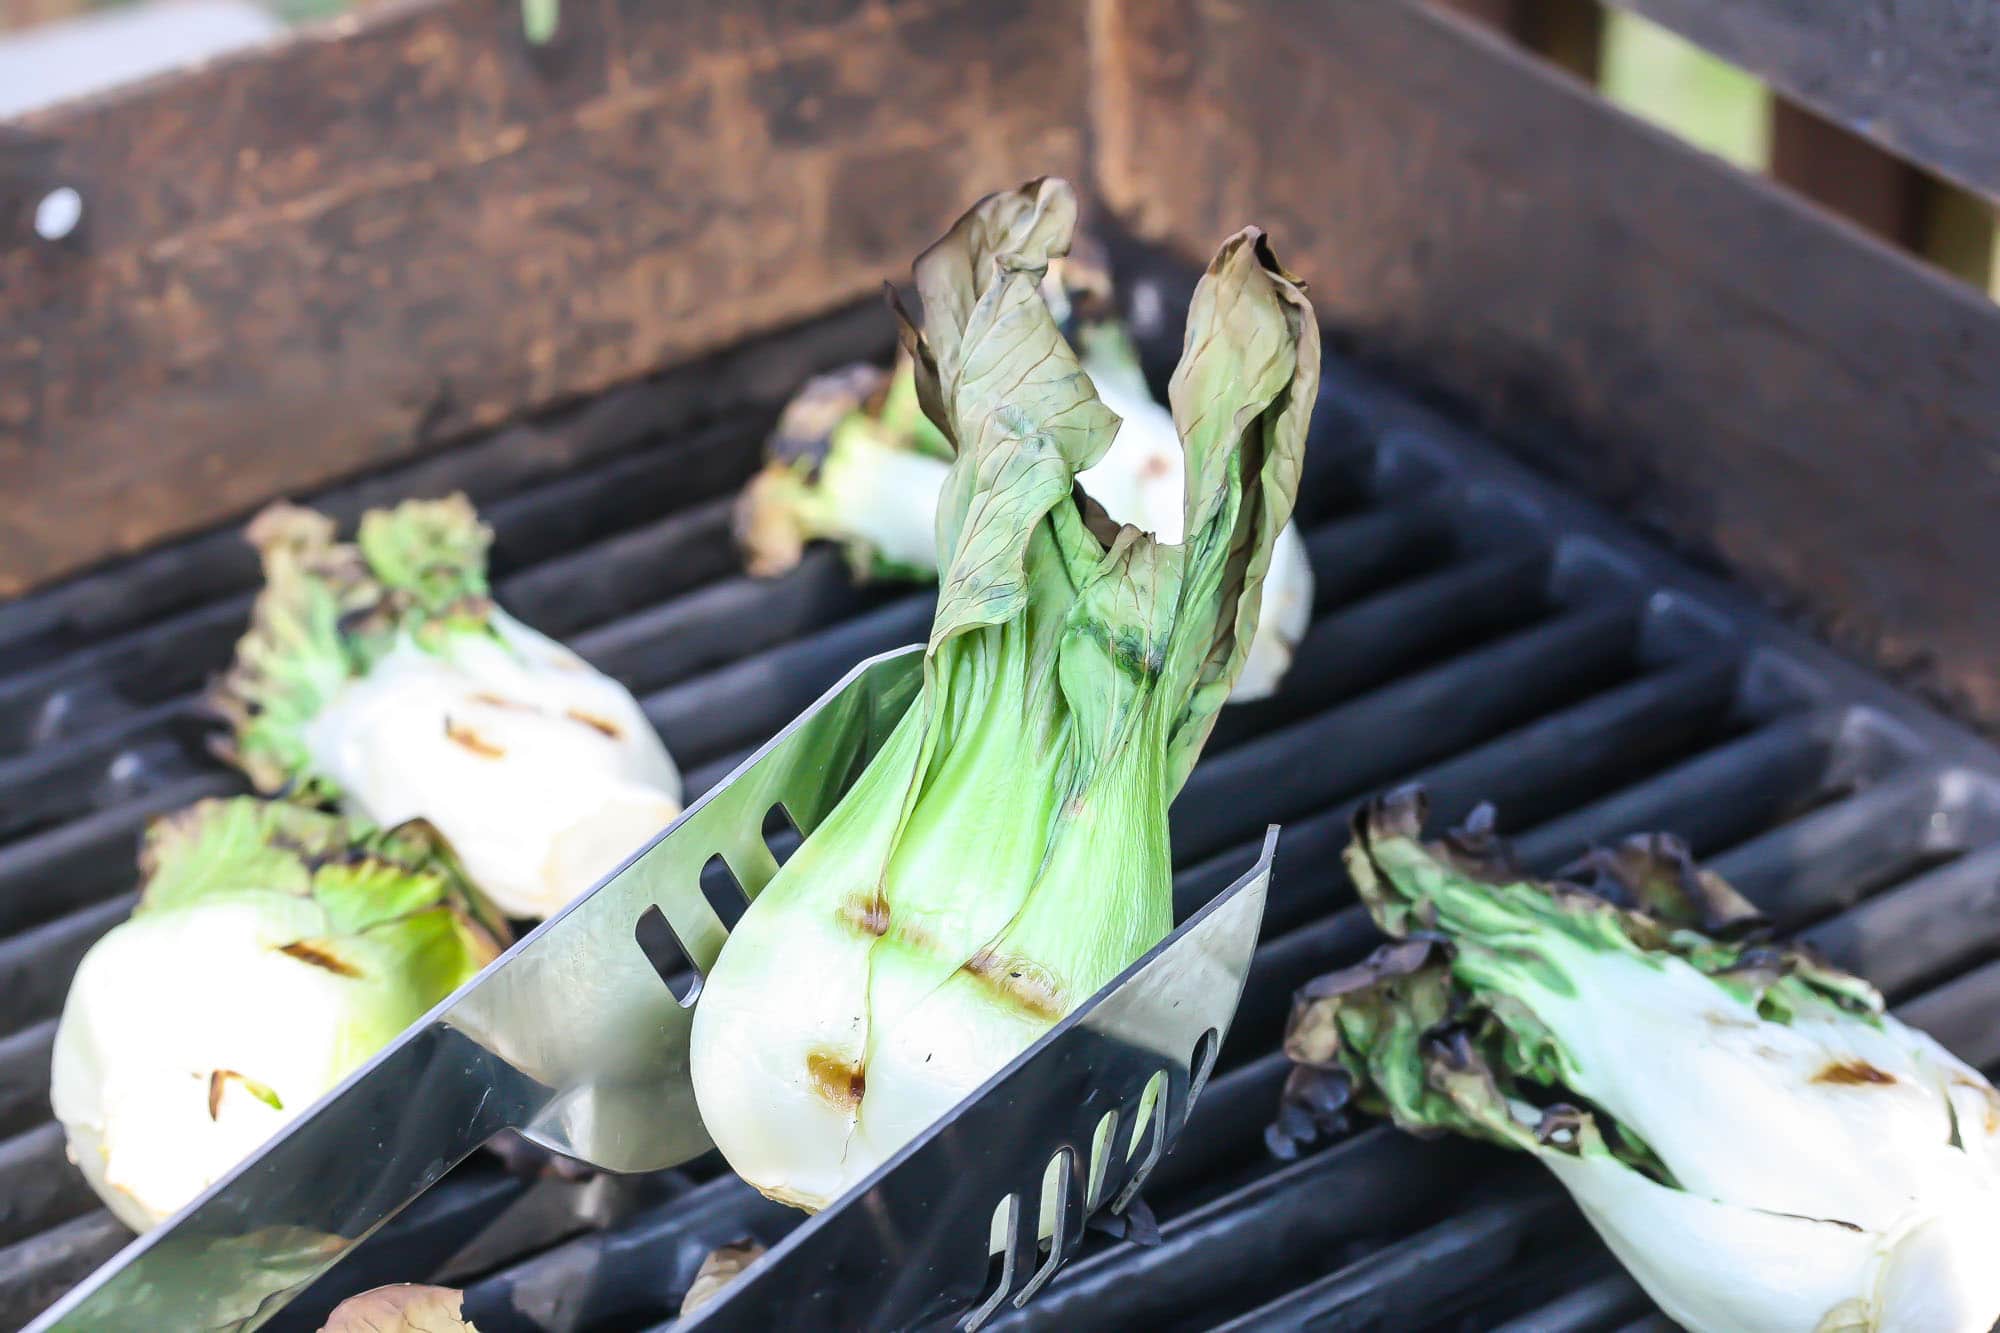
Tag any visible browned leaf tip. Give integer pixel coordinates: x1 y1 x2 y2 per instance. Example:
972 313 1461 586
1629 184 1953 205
1567 832 1768 938
1358 784 1427 844
1297 938 1440 1002
681 1240 767 1318
319 1283 476 1332
1433 802 1523 886
1266 1063 1355 1160
767 363 888 469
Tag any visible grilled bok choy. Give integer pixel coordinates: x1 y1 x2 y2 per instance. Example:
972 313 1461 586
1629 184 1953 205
690 178 1317 1212
734 236 1315 702
1270 787 2000 1333
210 496 682 919
52 799 506 1230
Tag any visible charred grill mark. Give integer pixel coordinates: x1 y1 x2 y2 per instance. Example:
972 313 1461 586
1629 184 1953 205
278 940 363 977
444 717 506 758
805 1049 866 1110
265 829 339 876
838 894 890 937
1813 1059 1896 1086
470 691 536 712
960 950 1064 1022
565 707 624 740
207 1070 283 1119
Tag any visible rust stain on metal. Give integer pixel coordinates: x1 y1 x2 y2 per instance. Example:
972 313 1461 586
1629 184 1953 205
0 0 1089 600
1088 0 2000 732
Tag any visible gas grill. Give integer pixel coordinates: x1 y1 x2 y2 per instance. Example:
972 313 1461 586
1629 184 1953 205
6 1 2000 1328
4 270 1999 1328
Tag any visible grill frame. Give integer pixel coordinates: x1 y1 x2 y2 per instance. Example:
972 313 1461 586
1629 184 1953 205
0 294 1998 1331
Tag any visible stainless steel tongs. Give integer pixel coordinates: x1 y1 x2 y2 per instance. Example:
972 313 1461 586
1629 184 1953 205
29 646 1274 1333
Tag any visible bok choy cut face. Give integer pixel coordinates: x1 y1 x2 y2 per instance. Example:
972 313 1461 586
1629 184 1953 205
733 232 1316 702
690 177 1319 1213
1271 787 2000 1333
209 496 682 919
51 799 506 1230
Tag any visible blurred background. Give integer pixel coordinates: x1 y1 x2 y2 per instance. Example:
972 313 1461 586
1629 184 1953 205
1440 0 2000 300
8 0 1996 297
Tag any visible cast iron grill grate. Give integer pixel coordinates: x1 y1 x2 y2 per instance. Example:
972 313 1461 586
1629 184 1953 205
2 300 1997 1332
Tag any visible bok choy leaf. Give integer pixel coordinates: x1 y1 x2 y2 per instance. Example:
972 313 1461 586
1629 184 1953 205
1272 787 2000 1333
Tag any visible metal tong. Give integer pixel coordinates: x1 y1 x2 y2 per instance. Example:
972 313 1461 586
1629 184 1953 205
29 646 1274 1332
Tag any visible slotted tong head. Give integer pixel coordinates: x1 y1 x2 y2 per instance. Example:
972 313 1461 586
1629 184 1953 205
30 646 1275 1332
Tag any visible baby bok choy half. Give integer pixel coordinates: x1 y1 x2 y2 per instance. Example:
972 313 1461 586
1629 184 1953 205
733 230 1316 702
1270 787 2000 1333
689 177 1318 1212
210 496 682 920
52 799 506 1230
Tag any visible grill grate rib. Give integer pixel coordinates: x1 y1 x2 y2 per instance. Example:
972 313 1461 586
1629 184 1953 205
3 308 1999 1332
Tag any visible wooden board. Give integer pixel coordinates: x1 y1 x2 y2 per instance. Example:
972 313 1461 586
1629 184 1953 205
1604 0 2000 201
0 0 1086 594
1093 0 2000 726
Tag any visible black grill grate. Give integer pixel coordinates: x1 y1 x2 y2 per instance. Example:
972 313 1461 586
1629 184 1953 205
3 299 1999 1333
